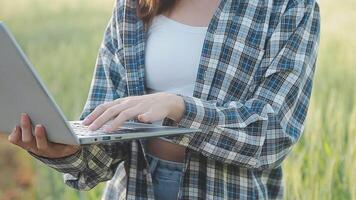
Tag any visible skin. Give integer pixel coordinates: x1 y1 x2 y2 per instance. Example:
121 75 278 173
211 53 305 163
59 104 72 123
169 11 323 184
8 92 185 158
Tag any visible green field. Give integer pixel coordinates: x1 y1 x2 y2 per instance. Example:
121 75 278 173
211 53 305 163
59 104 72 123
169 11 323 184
0 0 355 199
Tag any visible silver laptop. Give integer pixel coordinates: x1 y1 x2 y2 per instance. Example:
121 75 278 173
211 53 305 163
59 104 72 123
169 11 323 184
0 22 200 145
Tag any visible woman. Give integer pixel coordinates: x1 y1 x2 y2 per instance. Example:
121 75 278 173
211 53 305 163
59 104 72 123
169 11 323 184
8 0 320 199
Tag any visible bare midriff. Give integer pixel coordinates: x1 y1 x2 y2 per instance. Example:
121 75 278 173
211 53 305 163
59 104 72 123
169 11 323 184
146 138 186 162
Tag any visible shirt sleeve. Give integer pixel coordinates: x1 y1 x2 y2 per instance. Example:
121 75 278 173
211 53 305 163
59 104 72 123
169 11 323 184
172 0 320 170
30 0 129 190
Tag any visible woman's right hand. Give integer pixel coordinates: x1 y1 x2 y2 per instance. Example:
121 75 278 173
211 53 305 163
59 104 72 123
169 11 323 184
8 113 81 159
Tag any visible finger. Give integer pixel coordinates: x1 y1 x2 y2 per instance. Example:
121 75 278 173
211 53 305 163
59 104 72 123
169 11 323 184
89 103 130 131
82 102 115 126
34 125 49 151
137 111 158 123
9 126 36 152
8 126 21 144
106 106 143 132
21 113 34 143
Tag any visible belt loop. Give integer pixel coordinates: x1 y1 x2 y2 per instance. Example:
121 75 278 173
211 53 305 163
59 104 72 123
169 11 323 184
148 155 158 175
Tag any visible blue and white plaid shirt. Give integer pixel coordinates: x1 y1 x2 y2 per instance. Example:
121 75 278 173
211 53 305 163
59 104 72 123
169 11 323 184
34 0 320 199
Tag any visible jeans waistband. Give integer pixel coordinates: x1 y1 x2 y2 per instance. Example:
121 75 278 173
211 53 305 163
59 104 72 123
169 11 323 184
146 153 183 173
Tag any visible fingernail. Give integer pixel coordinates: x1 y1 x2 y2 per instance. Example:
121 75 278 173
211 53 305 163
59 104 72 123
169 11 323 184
35 124 42 129
21 113 27 122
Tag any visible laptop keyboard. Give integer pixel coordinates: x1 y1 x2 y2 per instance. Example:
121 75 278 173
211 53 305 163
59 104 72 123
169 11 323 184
70 121 137 136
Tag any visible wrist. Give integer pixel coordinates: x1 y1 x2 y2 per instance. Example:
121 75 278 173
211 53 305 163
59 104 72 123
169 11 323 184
166 93 185 122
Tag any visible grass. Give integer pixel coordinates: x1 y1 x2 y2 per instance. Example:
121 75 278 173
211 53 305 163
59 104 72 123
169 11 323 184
0 0 355 199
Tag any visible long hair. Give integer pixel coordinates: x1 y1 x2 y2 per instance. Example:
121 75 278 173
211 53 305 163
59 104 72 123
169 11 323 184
137 0 177 26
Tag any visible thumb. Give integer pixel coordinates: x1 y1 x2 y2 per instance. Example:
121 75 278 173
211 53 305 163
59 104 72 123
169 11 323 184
138 111 157 123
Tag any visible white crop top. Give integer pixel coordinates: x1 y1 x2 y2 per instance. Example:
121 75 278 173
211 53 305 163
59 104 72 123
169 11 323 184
145 14 208 96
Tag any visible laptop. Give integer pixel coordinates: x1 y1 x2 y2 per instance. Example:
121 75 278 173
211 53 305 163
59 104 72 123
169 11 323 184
0 22 201 145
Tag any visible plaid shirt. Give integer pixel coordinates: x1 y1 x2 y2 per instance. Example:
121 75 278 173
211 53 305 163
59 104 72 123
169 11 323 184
34 0 320 199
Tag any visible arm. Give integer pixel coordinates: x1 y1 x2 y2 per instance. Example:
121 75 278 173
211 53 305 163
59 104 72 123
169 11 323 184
30 0 129 190
172 0 320 170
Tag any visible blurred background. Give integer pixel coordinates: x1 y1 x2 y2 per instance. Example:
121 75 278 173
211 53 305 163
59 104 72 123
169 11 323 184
0 0 355 199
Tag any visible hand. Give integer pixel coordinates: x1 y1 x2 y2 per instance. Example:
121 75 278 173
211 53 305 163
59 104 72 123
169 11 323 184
82 92 185 132
8 113 81 159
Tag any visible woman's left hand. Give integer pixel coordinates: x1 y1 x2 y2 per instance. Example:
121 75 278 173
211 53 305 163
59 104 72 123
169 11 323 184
82 92 185 132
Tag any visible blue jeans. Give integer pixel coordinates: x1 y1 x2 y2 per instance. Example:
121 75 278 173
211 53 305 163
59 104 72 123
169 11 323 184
146 153 183 200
